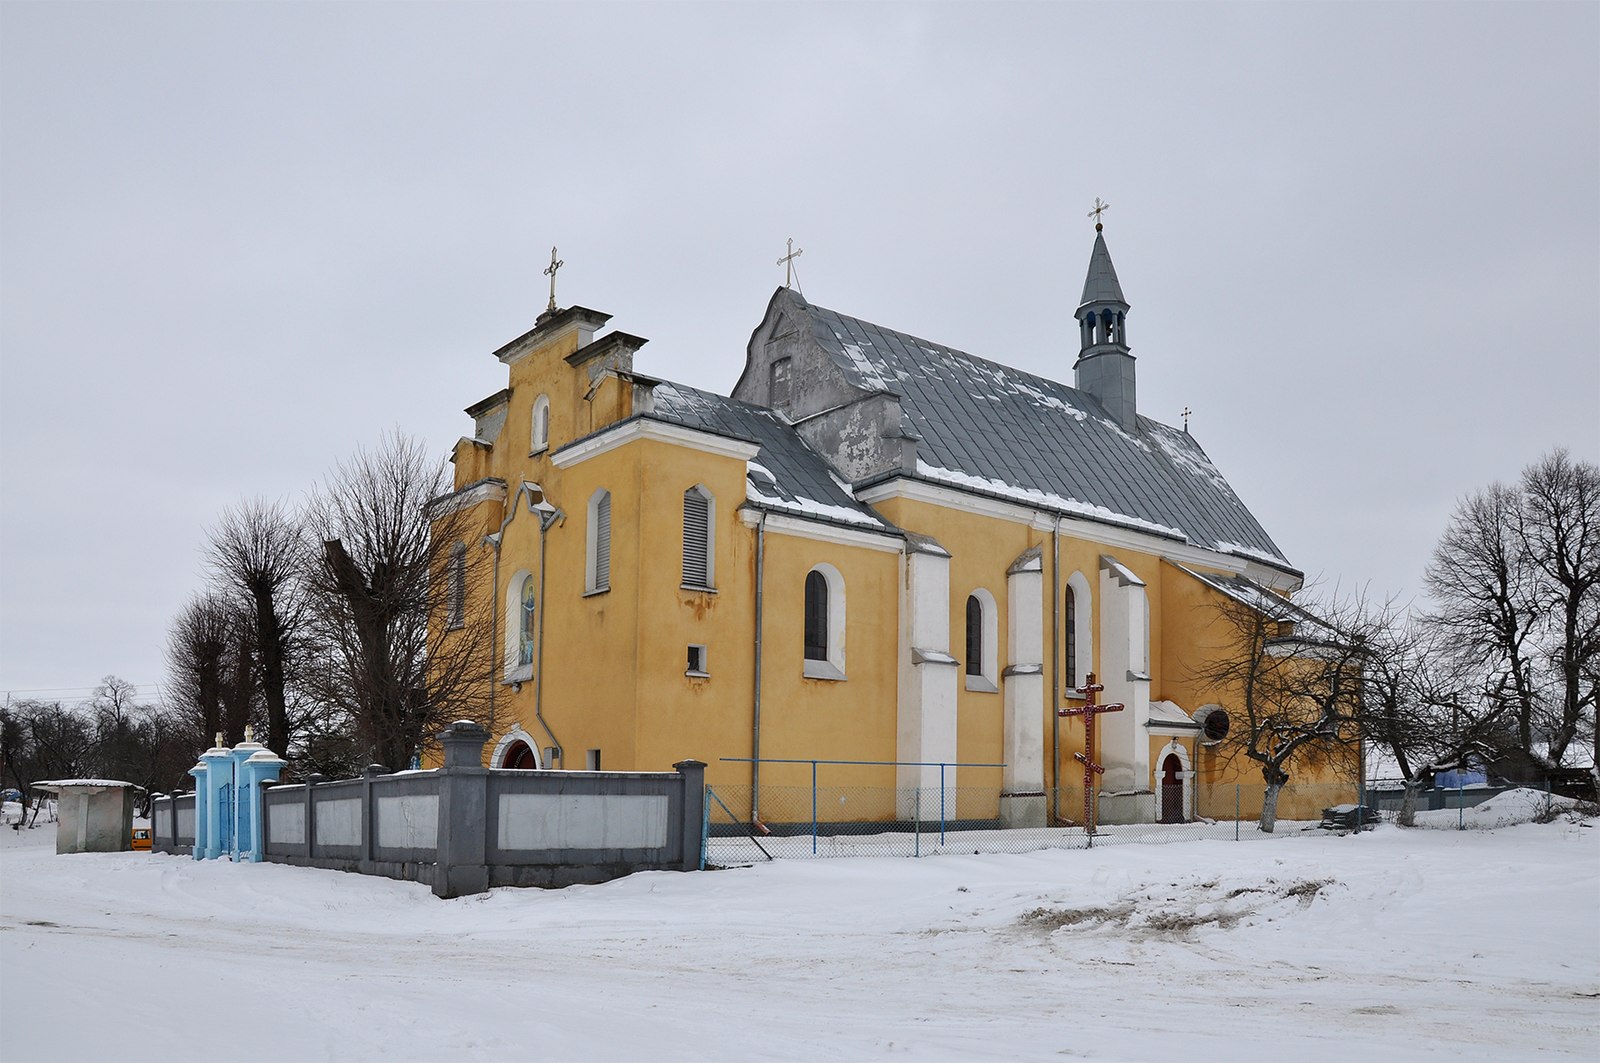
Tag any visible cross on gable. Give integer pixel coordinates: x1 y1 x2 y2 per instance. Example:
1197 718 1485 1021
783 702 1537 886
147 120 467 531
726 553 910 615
543 246 564 314
776 237 803 288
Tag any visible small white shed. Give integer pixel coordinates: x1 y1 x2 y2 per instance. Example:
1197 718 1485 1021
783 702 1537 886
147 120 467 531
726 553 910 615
34 780 140 854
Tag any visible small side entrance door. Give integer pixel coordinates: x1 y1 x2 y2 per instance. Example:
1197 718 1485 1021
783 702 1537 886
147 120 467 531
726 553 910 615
1159 754 1184 823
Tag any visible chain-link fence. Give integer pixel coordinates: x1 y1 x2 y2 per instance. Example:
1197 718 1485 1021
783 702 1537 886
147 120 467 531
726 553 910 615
704 759 1366 865
1366 779 1599 831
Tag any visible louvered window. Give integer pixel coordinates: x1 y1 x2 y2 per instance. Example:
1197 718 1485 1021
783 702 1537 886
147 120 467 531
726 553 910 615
588 489 611 592
682 487 712 588
448 542 466 627
804 570 828 661
966 595 983 677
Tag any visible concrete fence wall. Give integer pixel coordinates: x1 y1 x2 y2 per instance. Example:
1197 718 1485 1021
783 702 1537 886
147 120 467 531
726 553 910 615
151 723 706 898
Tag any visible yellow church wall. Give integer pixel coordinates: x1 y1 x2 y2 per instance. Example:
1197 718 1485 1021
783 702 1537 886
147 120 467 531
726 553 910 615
1155 560 1357 819
627 438 759 779
750 527 901 804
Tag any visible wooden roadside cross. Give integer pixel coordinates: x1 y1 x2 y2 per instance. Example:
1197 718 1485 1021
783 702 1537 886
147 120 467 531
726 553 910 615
1058 672 1123 835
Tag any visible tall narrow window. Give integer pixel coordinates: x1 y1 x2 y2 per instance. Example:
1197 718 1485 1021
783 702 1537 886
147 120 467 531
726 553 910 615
586 489 611 593
1064 572 1093 693
682 486 713 588
1064 586 1078 689
518 577 536 666
531 395 550 452
965 595 983 677
802 564 846 680
965 588 998 692
804 570 828 661
770 357 791 410
448 541 467 628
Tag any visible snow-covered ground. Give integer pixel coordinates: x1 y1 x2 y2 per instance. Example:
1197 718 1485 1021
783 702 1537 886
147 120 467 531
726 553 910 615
2 814 1596 1061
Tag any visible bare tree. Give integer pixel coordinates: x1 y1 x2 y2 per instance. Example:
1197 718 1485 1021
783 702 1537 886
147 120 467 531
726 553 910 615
1193 589 1365 832
304 431 495 773
206 498 310 755
1425 451 1600 777
1425 483 1545 769
166 594 262 750
1360 621 1507 825
1518 450 1600 768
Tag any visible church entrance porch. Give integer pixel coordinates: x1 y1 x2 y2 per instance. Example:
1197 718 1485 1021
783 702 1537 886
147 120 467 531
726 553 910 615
1160 754 1184 823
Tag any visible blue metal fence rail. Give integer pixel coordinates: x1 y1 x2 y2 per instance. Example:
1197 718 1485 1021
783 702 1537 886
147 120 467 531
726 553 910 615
719 757 1007 854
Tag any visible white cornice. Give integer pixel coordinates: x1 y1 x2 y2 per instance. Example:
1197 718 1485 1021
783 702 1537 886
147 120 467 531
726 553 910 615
739 509 904 554
428 479 508 517
550 417 762 469
856 476 1299 587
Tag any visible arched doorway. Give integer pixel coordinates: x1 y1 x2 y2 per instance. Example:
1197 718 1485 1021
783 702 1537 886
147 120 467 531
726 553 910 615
1160 753 1184 823
501 740 538 770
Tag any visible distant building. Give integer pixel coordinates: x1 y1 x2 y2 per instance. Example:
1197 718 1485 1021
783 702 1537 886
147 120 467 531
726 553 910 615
432 228 1352 825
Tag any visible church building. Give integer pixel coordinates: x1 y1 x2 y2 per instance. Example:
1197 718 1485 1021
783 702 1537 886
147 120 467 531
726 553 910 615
432 226 1348 827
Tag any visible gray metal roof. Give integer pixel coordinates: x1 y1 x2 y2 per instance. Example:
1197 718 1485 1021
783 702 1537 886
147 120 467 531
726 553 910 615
1079 231 1127 308
794 295 1295 571
649 381 894 533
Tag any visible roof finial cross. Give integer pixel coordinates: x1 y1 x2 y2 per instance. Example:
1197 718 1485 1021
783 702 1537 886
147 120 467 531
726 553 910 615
777 237 804 288
543 246 564 315
1182 406 1192 433
1088 197 1110 232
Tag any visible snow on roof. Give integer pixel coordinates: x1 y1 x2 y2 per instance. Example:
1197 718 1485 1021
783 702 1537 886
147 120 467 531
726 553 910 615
916 461 1186 541
1148 701 1200 728
784 291 1294 570
651 380 893 533
34 779 142 790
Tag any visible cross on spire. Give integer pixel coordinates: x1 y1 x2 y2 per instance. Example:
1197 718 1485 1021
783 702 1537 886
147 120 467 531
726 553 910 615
543 246 564 314
1087 197 1110 232
1182 406 1192 432
1058 673 1124 836
776 237 804 288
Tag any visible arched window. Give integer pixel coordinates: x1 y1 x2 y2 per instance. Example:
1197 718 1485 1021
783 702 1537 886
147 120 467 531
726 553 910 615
1064 572 1093 694
965 589 998 692
965 596 982 676
531 395 550 453
803 564 845 680
805 570 828 660
586 488 611 593
518 576 536 666
448 541 467 628
502 740 538 770
502 569 533 680
682 485 714 589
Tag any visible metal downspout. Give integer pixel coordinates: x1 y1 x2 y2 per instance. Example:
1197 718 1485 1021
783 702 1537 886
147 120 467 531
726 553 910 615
1050 516 1062 826
751 511 767 823
533 510 565 765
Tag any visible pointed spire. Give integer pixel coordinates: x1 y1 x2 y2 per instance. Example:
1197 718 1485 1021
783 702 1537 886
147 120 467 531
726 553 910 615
1079 231 1126 309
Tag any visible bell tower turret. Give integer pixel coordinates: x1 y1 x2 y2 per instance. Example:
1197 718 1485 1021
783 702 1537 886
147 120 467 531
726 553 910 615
1073 213 1137 431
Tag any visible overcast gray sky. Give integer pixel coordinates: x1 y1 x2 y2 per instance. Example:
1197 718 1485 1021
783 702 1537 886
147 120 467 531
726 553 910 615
2 1 1596 703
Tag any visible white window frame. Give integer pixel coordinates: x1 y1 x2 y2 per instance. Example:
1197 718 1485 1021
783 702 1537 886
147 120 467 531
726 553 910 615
585 488 611 594
681 485 715 590
502 569 534 683
1065 570 1094 694
802 562 846 681
686 644 709 677
530 394 551 454
964 588 998 693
